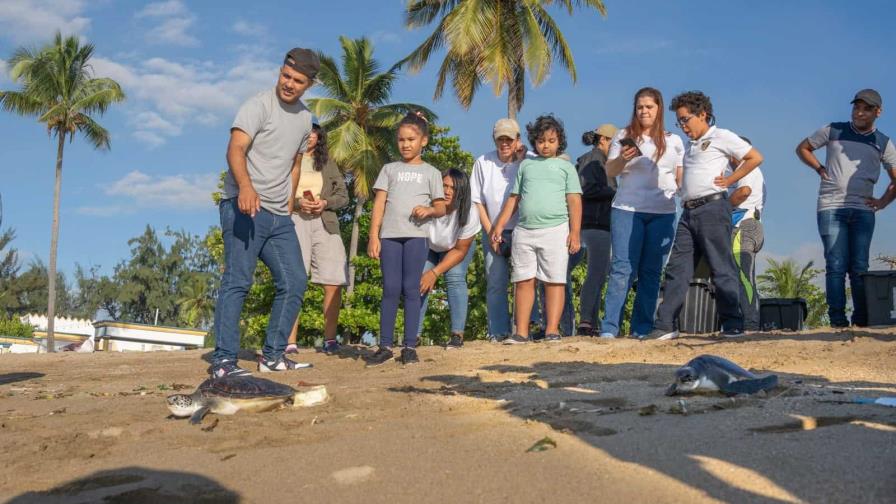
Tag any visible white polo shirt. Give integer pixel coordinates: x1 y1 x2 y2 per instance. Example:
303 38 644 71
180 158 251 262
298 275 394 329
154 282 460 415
470 150 527 229
609 130 683 214
428 204 482 252
727 166 765 216
681 126 753 201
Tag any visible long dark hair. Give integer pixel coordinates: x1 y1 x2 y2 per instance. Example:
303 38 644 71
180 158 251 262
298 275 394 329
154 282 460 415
443 168 471 227
310 123 328 171
625 87 666 163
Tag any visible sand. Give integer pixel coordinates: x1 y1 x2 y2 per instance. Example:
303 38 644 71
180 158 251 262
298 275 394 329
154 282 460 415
1 328 895 503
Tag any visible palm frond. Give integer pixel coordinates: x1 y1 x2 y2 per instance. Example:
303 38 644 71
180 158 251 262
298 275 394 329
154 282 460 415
405 0 462 28
0 90 48 116
74 114 111 150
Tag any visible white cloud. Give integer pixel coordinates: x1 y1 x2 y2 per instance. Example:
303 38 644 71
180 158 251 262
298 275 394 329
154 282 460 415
135 0 187 18
371 30 401 45
76 205 133 217
135 0 198 47
132 130 166 148
232 20 265 37
102 170 218 210
0 0 91 44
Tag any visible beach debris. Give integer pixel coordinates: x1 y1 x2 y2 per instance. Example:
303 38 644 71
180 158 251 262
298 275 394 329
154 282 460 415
49 407 66 416
854 396 896 408
331 466 375 485
201 418 219 432
526 436 557 453
639 404 658 416
220 453 236 461
665 355 778 396
292 385 329 407
668 399 689 415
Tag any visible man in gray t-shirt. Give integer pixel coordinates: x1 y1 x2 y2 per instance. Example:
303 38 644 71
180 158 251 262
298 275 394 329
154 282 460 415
796 88 896 327
210 48 319 378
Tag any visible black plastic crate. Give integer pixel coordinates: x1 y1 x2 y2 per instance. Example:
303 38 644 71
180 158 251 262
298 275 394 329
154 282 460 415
861 270 896 327
680 279 720 334
759 298 807 331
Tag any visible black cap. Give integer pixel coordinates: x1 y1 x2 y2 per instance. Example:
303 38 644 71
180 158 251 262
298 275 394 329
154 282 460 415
851 89 882 108
284 48 320 80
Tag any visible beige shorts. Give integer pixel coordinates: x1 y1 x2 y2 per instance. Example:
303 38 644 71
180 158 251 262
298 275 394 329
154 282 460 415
510 223 570 283
292 213 348 286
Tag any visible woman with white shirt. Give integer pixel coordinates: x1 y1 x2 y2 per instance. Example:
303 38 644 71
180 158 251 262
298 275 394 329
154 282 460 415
418 168 481 349
599 87 683 338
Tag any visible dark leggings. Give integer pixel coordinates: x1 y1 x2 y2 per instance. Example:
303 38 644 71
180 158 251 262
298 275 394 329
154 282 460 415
379 237 429 348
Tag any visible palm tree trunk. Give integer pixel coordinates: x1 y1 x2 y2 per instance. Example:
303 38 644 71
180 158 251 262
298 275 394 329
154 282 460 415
46 133 65 353
346 196 366 296
507 94 517 121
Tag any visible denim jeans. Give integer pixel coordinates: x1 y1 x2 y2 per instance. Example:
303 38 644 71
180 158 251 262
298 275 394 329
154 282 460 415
213 199 307 363
601 209 675 336
418 244 475 335
578 228 612 327
817 208 875 326
483 233 513 337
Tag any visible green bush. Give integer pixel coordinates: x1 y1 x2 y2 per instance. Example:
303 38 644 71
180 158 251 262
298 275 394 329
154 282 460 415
0 316 34 338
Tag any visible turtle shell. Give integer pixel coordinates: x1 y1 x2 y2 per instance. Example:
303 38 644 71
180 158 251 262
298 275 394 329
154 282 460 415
198 375 295 399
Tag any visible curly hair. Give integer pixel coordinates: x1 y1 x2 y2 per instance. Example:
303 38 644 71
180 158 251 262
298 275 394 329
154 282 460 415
310 123 328 171
669 91 715 126
526 114 567 155
397 110 430 137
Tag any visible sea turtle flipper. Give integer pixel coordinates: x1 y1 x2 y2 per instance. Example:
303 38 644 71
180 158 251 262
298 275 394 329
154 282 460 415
190 406 210 425
721 375 779 395
664 383 679 396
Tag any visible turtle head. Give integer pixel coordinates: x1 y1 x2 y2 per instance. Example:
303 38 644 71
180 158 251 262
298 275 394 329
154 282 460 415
673 366 700 392
167 394 199 418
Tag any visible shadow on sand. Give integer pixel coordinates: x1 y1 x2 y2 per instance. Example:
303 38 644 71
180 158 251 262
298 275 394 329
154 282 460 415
0 372 45 385
7 466 240 503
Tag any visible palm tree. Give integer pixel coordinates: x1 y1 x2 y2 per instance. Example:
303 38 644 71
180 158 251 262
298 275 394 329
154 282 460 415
0 32 125 351
401 0 607 119
177 274 215 328
307 36 435 294
757 258 819 298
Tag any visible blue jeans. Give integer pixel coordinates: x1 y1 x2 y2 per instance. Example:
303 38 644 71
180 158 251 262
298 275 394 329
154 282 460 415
817 208 875 326
213 199 307 363
601 209 675 336
418 244 475 335
483 234 513 337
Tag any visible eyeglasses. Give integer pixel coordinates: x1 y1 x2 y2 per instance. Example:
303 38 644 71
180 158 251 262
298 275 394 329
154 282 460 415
676 115 695 128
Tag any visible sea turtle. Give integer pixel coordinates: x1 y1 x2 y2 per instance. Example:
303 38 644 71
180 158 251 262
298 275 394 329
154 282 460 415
665 354 778 396
166 375 326 424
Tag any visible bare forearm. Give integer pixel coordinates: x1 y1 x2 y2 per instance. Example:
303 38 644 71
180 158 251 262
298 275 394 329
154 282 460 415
727 149 763 186
605 156 627 177
729 186 751 207
796 140 823 170
494 196 519 230
370 194 386 239
227 144 253 190
567 194 582 234
433 240 473 276
475 203 492 233
289 154 302 212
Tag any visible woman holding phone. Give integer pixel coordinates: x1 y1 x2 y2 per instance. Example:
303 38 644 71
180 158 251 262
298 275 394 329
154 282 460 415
599 87 683 338
286 123 349 355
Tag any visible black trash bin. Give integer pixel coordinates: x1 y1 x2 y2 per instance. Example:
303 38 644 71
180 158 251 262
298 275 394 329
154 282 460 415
759 298 807 331
679 279 720 334
861 270 896 327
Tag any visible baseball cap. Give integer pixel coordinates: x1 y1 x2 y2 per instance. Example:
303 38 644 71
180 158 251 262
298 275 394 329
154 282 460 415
595 123 618 138
851 89 882 108
284 48 320 79
493 118 520 140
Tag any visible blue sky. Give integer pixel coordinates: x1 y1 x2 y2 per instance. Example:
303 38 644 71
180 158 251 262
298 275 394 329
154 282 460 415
1 0 894 277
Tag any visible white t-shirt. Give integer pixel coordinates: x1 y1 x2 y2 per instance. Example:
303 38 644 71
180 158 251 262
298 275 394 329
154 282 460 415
609 130 683 214
727 166 765 216
428 204 482 252
681 126 753 201
470 150 525 229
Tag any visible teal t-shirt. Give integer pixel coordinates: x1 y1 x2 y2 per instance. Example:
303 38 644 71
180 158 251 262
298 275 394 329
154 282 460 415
511 156 582 229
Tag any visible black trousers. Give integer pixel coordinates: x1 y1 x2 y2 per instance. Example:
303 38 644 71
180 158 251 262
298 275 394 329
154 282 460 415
655 198 744 332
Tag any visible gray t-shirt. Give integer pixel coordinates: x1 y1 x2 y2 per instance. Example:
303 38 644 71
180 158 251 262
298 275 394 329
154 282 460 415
807 122 896 211
223 88 312 215
373 161 445 238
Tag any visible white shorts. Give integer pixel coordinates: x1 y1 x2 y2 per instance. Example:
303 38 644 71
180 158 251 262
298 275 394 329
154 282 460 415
292 213 348 286
510 223 569 283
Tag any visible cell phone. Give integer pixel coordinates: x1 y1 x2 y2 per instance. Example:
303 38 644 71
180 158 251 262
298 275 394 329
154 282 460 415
303 190 314 201
620 138 642 156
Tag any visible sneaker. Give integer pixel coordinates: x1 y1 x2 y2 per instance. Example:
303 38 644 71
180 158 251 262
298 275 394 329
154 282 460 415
545 333 562 343
323 339 339 355
445 334 463 350
503 334 530 345
208 359 252 379
576 323 594 336
284 344 299 354
400 347 419 364
598 332 616 339
258 355 313 372
648 329 680 341
365 347 394 367
721 328 744 338
531 332 546 343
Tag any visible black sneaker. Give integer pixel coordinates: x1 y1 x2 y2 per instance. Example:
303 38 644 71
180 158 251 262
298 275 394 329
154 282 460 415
208 359 252 379
576 323 594 336
258 355 313 372
720 328 744 338
323 339 340 355
400 347 419 364
647 329 679 341
503 334 529 345
545 333 562 343
365 347 394 367
445 334 463 350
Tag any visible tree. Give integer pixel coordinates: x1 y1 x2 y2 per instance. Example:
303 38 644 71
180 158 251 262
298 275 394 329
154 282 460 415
402 0 607 119
307 36 436 294
0 228 21 316
0 32 125 350
758 258 829 328
177 273 215 328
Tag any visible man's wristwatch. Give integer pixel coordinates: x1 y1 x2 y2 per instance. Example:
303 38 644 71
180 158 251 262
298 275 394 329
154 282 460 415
816 164 825 173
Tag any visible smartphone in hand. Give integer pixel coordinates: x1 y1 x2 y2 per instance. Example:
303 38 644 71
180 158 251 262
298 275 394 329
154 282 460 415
620 138 643 157
303 190 315 201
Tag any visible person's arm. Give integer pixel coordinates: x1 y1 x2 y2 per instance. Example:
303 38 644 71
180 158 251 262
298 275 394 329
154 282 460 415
729 186 752 207
566 193 582 254
420 237 474 295
475 203 492 235
714 147 763 188
866 167 896 211
227 129 260 217
289 153 303 214
320 161 349 212
411 199 447 220
367 190 387 259
605 146 638 178
489 195 519 252
796 138 832 181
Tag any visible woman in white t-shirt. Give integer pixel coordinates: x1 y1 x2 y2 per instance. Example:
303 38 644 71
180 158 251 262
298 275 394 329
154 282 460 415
418 168 481 349
600 87 684 338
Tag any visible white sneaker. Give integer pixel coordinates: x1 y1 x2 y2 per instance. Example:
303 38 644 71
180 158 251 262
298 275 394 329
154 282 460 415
258 355 313 372
649 329 680 341
598 332 616 339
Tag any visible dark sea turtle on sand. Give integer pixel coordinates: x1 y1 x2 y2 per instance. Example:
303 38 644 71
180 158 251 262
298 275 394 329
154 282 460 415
665 354 778 396
166 375 326 424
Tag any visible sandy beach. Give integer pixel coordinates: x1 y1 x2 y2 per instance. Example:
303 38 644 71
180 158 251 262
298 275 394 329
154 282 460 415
1 328 895 503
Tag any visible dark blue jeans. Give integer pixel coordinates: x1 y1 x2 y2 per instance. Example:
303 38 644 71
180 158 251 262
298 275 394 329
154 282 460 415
212 199 307 363
817 208 875 326
418 245 475 335
380 237 429 348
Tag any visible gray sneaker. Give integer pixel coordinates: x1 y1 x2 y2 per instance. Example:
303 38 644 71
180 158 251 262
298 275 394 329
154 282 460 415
647 329 680 341
258 355 313 372
545 333 562 343
503 334 530 345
